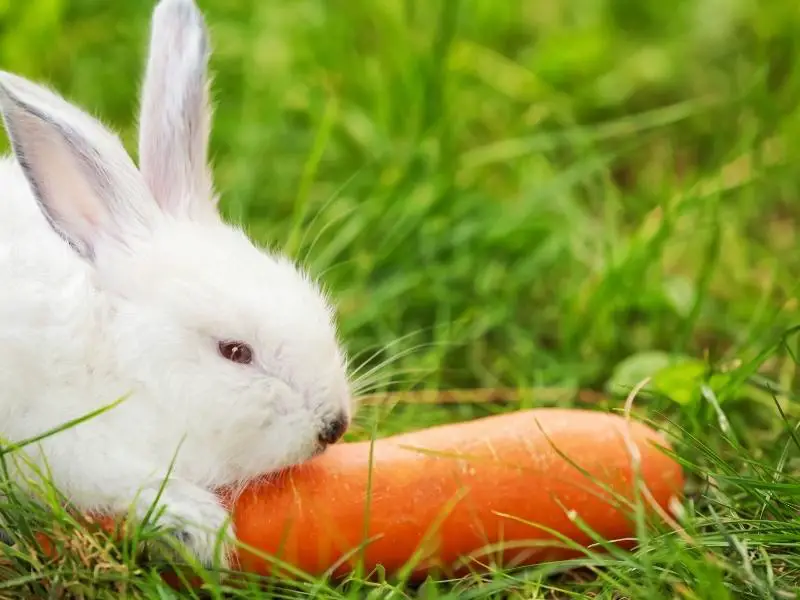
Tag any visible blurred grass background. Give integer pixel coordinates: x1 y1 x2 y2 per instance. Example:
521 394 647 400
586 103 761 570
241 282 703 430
3 0 800 597
2 0 799 402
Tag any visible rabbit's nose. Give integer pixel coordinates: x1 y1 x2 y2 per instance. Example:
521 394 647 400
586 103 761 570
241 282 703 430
318 412 348 446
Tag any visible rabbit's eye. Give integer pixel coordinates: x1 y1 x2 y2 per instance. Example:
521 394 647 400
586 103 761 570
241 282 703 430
218 341 253 365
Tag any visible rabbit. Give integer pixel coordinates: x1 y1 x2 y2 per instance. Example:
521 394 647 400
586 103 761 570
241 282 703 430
0 0 354 569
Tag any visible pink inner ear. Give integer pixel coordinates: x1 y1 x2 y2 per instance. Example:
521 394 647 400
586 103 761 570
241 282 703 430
0 68 163 261
16 115 109 251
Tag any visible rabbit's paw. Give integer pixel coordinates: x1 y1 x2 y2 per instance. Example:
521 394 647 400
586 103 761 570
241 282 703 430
138 484 234 569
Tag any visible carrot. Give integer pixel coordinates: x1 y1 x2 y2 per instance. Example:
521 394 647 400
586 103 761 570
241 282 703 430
228 408 684 580
32 408 683 582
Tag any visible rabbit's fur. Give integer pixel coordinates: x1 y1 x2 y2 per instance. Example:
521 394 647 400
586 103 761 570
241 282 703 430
0 0 353 568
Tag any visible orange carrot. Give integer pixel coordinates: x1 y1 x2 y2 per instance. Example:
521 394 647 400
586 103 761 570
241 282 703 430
229 408 684 579
32 408 683 582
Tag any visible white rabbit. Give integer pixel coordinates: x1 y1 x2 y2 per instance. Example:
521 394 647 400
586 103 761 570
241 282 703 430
0 0 353 568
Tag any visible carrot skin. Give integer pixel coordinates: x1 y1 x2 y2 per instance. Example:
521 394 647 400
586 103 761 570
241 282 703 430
230 408 684 579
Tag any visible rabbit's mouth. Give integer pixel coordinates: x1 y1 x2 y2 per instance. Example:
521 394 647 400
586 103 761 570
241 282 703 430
310 443 328 458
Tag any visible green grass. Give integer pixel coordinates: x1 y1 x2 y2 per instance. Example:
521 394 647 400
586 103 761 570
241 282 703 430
3 0 800 597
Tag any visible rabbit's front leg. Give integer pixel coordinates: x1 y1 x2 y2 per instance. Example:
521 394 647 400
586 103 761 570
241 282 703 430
124 477 235 568
19 436 235 568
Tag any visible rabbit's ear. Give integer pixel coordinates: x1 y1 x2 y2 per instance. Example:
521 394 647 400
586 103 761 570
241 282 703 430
138 0 216 221
0 72 160 260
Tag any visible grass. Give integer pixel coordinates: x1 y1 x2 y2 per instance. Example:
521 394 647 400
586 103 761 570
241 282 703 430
2 0 800 597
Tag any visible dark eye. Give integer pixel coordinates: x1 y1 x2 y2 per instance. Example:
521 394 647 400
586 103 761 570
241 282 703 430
218 340 254 365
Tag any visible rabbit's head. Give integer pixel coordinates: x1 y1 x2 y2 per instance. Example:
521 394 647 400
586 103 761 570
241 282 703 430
0 0 354 485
